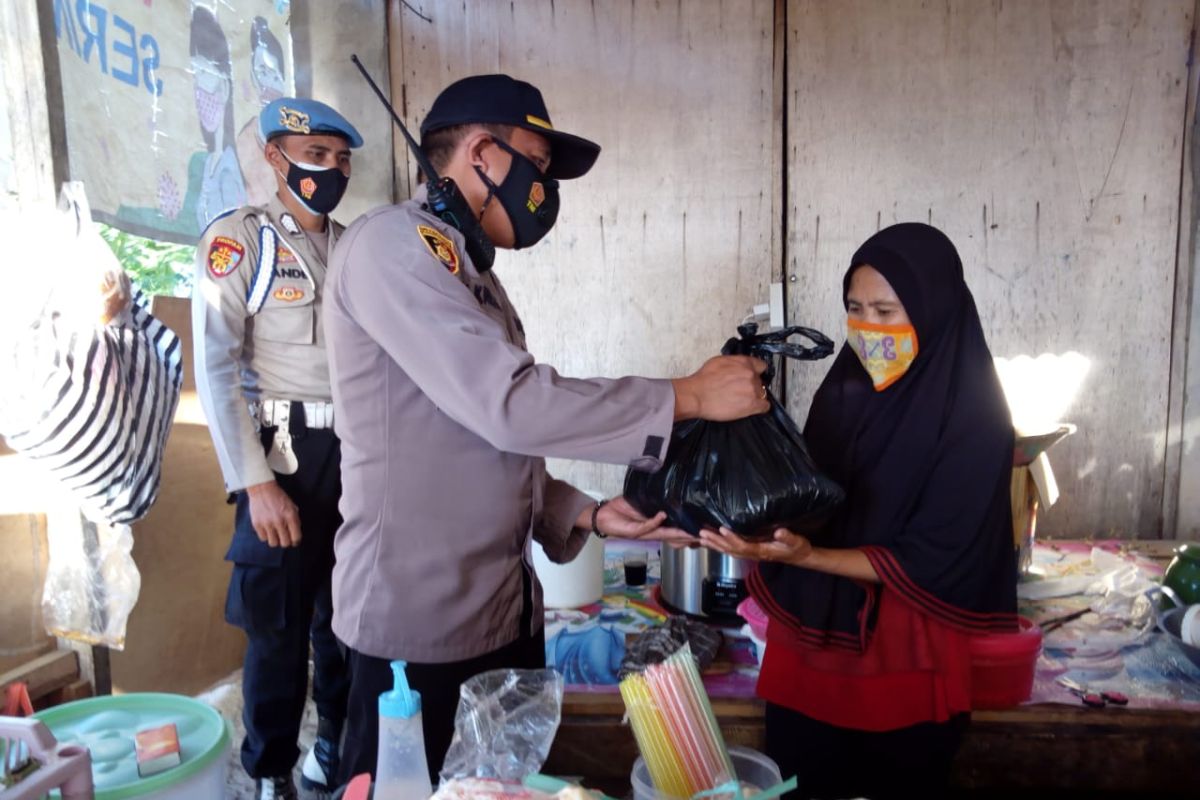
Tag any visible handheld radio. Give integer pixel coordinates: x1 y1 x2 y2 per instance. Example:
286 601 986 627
350 54 497 271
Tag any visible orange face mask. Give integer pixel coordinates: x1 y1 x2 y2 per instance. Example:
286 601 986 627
847 319 919 391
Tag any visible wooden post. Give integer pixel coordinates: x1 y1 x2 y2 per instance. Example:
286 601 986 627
0 0 68 209
1172 0 1200 539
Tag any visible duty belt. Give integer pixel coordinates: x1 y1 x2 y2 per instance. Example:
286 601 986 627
253 399 335 429
248 399 335 475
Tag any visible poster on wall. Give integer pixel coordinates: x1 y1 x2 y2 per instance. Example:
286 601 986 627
52 0 300 244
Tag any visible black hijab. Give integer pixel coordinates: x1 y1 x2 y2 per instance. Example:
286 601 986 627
748 223 1018 652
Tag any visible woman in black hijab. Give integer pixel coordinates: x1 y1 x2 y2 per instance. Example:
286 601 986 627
703 223 1017 798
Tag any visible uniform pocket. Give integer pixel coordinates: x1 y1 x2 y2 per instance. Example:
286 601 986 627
253 287 315 344
224 564 287 633
225 490 286 567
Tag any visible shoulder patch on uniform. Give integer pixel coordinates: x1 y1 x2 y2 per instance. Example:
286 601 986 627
273 286 305 303
417 224 460 275
207 236 246 279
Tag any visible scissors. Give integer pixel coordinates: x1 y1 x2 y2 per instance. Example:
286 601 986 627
1057 676 1129 708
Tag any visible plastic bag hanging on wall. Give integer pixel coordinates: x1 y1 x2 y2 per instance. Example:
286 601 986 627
624 324 845 541
41 509 140 650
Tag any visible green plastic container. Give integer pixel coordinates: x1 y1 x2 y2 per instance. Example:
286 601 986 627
34 693 232 799
1163 543 1200 608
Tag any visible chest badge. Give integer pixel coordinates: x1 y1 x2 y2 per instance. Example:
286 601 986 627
417 224 460 275
276 242 298 264
273 286 305 303
207 236 245 279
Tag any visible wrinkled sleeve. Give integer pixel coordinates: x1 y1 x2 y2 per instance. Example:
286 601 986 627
333 216 676 470
192 216 273 492
535 475 595 563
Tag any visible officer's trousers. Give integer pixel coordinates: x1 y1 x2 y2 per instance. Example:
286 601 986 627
337 628 546 787
336 567 544 786
224 424 350 780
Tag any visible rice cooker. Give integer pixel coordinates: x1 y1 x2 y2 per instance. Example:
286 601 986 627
659 545 751 621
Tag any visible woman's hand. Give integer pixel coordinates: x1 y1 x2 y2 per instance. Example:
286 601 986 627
699 526 813 565
701 527 881 582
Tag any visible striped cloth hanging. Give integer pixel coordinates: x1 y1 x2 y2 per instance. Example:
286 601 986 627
1 289 183 525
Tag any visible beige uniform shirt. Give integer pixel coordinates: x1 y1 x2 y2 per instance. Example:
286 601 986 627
324 187 675 663
192 195 342 492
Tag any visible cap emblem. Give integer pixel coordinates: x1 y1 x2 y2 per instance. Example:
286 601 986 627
279 106 311 134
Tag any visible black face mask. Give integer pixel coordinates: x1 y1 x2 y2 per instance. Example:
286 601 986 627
474 137 559 249
279 150 349 216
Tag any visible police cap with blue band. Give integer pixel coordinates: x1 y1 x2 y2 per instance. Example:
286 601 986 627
419 74 600 180
260 97 364 148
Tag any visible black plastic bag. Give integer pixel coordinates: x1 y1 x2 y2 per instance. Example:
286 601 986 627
624 323 845 541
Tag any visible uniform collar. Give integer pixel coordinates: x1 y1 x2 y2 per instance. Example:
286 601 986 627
263 194 338 268
265 193 322 239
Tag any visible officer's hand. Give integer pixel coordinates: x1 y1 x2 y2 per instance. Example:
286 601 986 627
671 355 770 422
593 496 695 547
246 480 302 548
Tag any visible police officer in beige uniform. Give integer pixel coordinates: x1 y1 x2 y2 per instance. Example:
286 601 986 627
324 75 770 784
193 97 361 800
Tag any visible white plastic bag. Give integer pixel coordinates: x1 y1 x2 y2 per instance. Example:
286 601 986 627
40 506 140 649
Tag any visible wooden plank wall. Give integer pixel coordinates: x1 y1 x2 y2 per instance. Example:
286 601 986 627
784 0 1194 537
390 0 780 498
0 502 52 674
300 0 395 221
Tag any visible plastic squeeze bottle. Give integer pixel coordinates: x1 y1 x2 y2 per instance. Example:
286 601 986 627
374 660 432 800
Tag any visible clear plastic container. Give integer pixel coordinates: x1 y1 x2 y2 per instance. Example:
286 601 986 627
631 746 782 800
374 661 431 800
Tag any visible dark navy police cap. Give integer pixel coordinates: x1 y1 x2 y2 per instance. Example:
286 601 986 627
260 97 364 148
420 74 600 180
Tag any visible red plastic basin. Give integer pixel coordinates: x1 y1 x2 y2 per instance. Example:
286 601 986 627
969 615 1042 710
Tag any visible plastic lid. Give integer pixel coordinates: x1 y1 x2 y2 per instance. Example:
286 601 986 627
379 660 421 719
33 692 231 799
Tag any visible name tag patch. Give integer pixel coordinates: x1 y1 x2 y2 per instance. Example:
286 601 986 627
417 224 460 275
207 236 245 279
